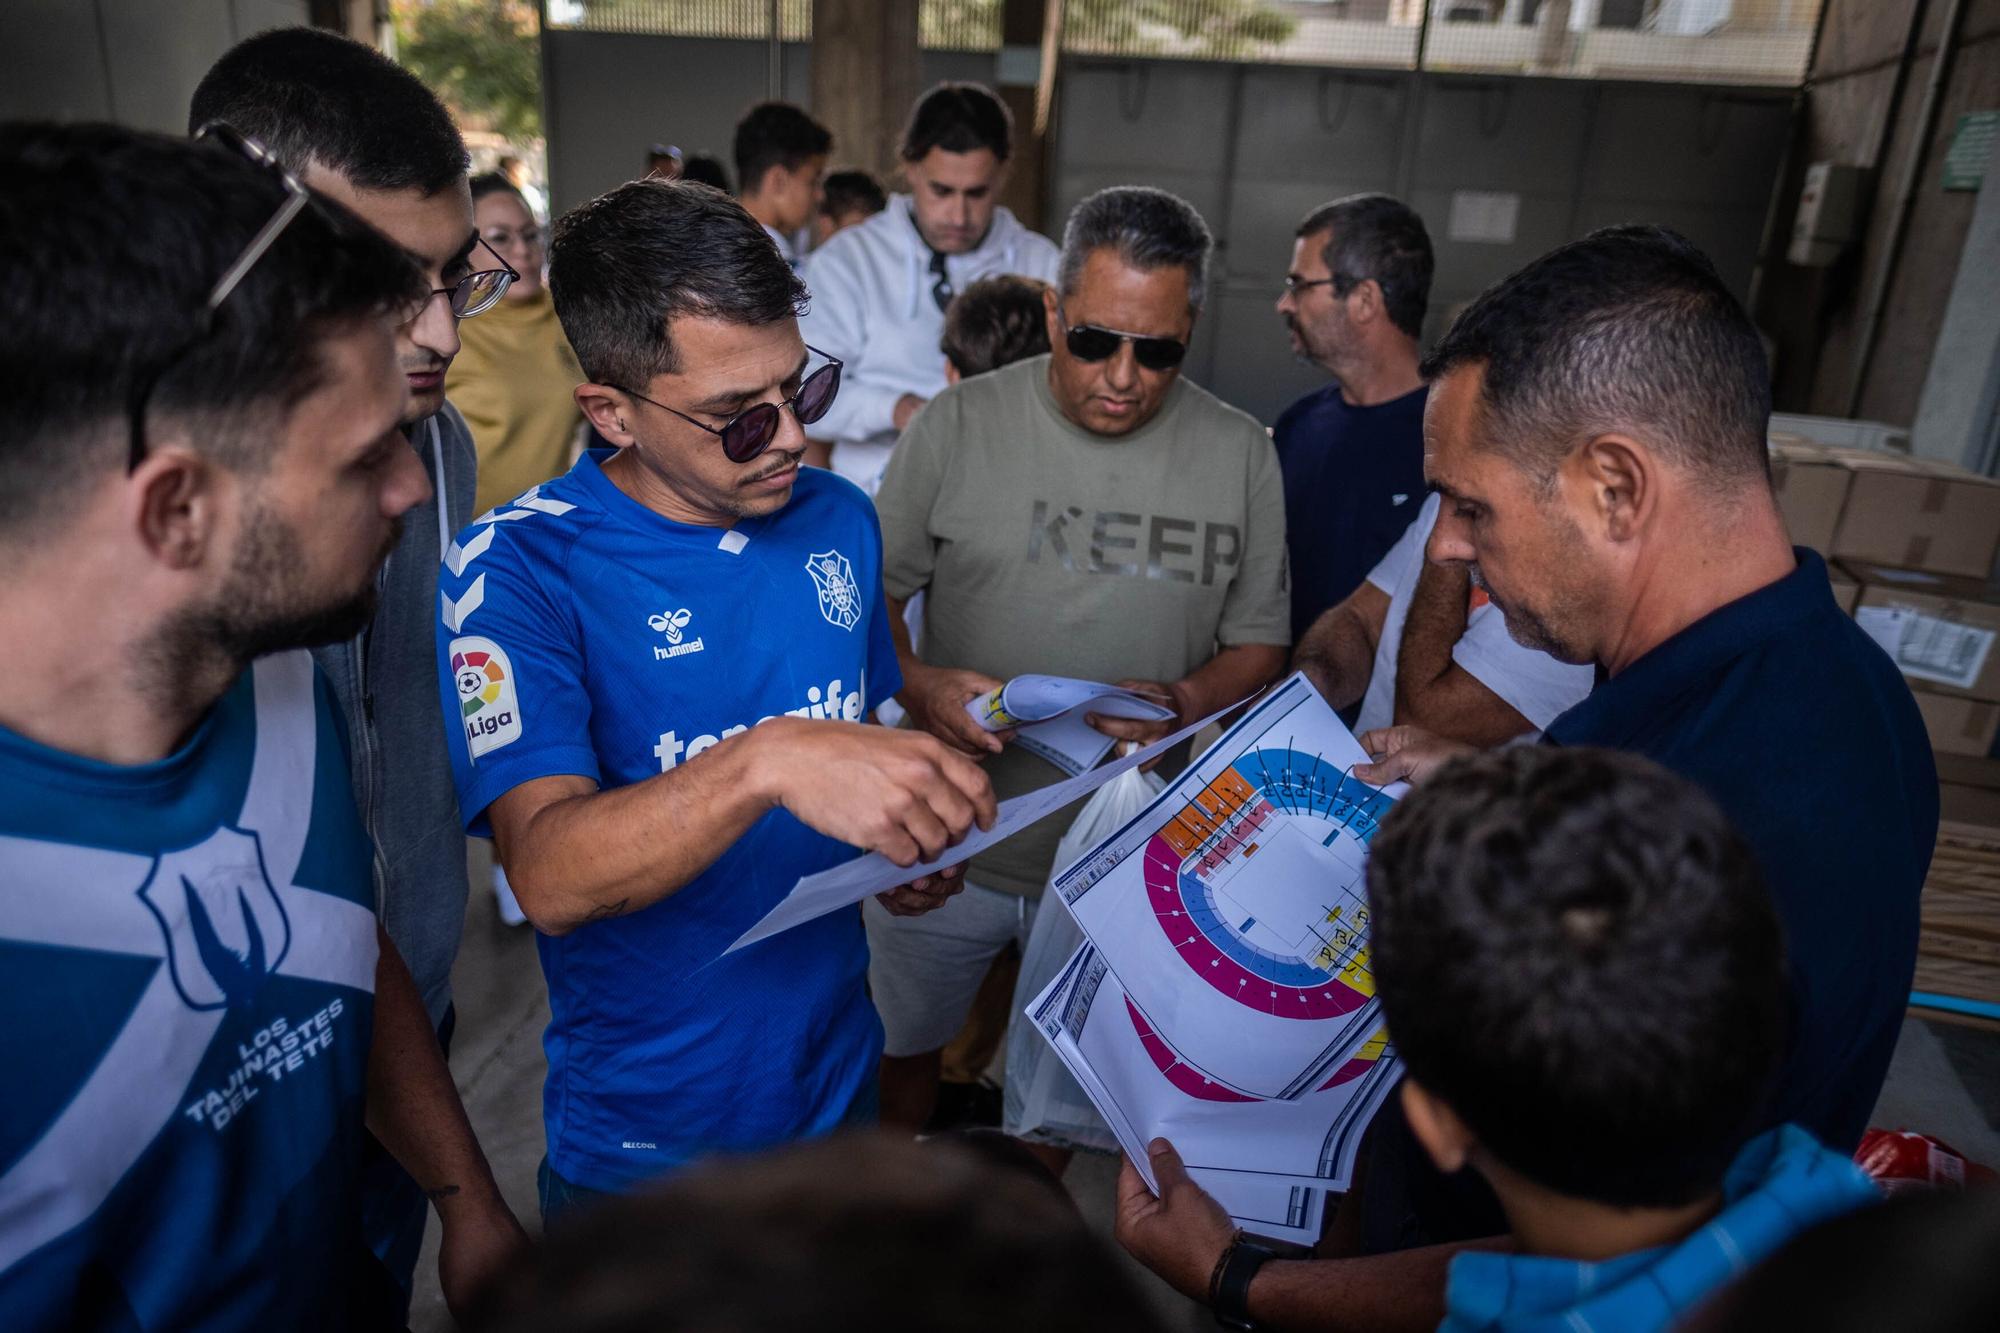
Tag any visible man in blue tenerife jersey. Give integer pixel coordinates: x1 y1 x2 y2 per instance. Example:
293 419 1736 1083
0 125 526 1331
437 179 997 1217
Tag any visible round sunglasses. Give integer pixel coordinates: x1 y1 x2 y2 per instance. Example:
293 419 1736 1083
614 352 843 463
1057 307 1188 372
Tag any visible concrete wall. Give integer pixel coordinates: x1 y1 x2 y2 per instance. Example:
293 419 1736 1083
0 0 310 132
1050 60 1792 422
1757 0 2000 425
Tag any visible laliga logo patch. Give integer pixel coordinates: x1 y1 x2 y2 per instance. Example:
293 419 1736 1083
452 635 522 758
648 608 705 659
806 549 861 632
138 826 292 1011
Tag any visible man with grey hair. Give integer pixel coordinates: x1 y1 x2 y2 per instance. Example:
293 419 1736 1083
869 185 1290 1137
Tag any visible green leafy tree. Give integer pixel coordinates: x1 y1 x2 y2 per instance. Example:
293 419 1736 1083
393 0 543 143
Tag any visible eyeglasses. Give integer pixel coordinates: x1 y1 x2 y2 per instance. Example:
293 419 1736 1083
1282 273 1363 298
408 235 519 321
1057 307 1188 372
127 122 314 472
614 349 843 464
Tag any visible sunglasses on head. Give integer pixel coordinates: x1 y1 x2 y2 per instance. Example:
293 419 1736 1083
1057 307 1188 372
614 350 843 464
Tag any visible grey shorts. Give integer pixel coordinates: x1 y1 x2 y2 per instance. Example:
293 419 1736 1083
864 880 1038 1057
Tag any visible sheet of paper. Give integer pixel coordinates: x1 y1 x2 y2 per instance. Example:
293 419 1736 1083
1056 675 1403 1099
1029 942 1398 1201
1855 605 1995 691
723 703 1229 955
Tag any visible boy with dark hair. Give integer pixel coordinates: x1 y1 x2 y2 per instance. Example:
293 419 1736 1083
191 23 521 1309
800 82 1058 491
1367 747 1876 1330
1117 747 1879 1330
940 274 1051 380
814 168 887 247
0 121 524 1332
732 101 833 268
470 1133 1155 1333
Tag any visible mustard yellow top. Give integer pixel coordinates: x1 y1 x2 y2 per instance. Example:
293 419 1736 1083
445 286 585 515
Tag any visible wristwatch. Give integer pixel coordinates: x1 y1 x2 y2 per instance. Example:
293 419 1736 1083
1209 1231 1281 1330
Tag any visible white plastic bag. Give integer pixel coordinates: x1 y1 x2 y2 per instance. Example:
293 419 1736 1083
1003 763 1164 1153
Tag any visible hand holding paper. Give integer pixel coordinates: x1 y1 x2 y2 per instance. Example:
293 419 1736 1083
965 674 1179 777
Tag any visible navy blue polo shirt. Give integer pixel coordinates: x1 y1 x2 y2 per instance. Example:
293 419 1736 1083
1545 549 1937 1151
1271 382 1428 643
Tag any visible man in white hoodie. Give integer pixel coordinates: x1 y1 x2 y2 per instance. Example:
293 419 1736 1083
800 83 1061 493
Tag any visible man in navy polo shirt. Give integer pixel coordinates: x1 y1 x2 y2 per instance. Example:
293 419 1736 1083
435 180 996 1219
1272 194 1433 645
1359 226 1936 1155
1111 226 1934 1331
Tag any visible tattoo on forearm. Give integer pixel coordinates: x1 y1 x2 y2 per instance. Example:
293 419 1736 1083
425 1185 461 1204
582 899 630 923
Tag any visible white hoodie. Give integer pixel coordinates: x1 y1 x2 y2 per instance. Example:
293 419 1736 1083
799 194 1060 492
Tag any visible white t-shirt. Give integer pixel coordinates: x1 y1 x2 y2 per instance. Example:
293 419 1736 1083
799 195 1061 494
1353 493 1595 736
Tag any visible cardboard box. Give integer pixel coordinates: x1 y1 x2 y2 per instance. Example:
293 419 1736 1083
1939 781 2000 830
1935 752 2000 790
1846 563 2000 700
1912 686 2000 756
1830 453 2000 579
1769 437 1853 553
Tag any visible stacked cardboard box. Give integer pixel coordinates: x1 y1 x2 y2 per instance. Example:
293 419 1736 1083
1921 755 2000 1016
1770 437 2000 577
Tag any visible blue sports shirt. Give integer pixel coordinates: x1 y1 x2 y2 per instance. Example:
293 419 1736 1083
0 652 380 1331
437 452 900 1191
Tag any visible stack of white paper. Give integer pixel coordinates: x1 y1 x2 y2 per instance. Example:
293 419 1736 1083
1026 673 1406 1243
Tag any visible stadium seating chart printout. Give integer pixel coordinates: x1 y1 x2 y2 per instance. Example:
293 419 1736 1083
1030 673 1407 1234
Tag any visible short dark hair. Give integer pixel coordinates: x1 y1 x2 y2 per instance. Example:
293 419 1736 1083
900 82 1013 162
0 123 423 534
1296 193 1433 340
467 1133 1155 1333
1059 186 1212 311
943 276 1052 377
1366 746 1786 1210
549 179 808 389
680 154 731 192
733 102 832 194
820 169 886 219
1421 225 1772 488
469 172 523 207
189 27 467 194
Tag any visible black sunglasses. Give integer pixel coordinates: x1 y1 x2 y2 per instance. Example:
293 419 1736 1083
127 122 313 472
415 234 519 320
1057 307 1188 372
614 350 843 464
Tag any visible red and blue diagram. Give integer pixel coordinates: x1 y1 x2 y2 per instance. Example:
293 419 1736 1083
1127 743 1396 1101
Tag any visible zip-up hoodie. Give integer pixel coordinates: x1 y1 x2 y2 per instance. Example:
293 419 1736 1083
799 194 1060 493
311 403 476 1028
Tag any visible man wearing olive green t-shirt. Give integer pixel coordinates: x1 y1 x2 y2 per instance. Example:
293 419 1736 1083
869 186 1290 1133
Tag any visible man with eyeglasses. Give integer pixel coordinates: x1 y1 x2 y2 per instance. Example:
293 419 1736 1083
870 186 1291 1143
434 179 996 1220
0 121 525 1332
799 82 1060 493
190 25 519 1308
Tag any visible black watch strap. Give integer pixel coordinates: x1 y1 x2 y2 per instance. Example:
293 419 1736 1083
1211 1235 1280 1330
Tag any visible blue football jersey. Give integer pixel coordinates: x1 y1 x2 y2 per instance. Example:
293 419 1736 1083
0 652 379 1331
437 453 900 1190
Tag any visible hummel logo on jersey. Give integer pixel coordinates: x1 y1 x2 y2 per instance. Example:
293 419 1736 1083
648 609 705 660
806 549 862 631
